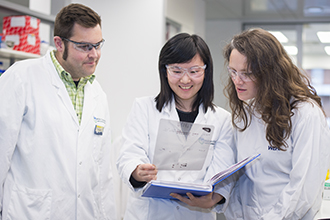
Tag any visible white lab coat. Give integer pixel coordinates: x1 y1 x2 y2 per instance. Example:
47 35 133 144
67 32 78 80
0 53 116 220
117 96 235 220
225 100 330 220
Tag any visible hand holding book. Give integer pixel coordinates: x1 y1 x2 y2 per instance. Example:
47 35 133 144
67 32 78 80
141 154 261 200
170 191 224 209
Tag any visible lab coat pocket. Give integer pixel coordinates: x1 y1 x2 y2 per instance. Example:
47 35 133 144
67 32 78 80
6 185 52 220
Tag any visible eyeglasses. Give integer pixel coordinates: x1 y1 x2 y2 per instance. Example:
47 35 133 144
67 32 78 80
61 37 105 52
227 66 254 82
166 64 206 79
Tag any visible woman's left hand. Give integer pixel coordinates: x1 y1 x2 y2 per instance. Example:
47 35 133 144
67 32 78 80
170 192 223 209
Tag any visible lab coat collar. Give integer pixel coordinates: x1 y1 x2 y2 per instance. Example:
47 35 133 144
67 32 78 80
80 81 98 132
45 52 80 126
45 52 100 128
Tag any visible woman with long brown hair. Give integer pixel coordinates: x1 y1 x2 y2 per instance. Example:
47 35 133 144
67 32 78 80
223 28 330 219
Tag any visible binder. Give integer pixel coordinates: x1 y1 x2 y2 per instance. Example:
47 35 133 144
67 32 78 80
142 154 260 199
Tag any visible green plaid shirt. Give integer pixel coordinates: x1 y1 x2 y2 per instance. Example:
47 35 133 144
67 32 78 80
50 50 95 124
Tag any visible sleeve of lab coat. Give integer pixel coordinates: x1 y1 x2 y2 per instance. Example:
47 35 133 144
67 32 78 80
205 109 236 213
262 105 330 219
116 98 151 191
0 66 26 215
222 176 244 220
223 126 244 220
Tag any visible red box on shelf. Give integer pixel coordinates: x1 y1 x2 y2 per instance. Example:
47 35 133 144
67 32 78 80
2 16 40 55
2 15 40 35
3 33 40 55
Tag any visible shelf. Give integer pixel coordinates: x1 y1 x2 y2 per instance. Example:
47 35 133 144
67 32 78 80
0 48 40 60
0 0 55 24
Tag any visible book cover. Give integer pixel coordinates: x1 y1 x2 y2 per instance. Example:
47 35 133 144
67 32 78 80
142 154 260 200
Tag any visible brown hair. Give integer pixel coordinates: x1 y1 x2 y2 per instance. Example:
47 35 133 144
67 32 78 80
54 4 101 60
223 28 323 150
54 3 101 39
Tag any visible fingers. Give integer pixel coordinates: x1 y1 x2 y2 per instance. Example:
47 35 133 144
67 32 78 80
171 192 220 209
186 192 196 200
170 193 197 206
139 164 157 172
132 164 158 182
170 193 190 203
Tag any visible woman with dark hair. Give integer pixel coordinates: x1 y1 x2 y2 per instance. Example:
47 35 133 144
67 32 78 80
117 33 235 220
223 28 330 219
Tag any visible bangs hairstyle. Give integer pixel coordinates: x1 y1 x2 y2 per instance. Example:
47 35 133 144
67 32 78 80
155 33 215 113
54 3 101 39
224 28 322 150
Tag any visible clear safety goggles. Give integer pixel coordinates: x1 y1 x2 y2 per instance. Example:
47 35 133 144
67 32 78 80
61 37 105 52
166 64 206 78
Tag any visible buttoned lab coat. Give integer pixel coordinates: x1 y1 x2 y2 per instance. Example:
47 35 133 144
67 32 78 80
117 96 236 220
0 53 116 220
224 100 330 220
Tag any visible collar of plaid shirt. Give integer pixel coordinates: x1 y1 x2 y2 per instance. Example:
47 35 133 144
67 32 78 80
50 50 95 124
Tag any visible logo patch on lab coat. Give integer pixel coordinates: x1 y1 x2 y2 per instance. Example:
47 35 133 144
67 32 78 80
268 146 280 151
94 116 106 135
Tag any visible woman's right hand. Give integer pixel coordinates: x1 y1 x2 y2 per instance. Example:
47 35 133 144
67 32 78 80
132 163 158 182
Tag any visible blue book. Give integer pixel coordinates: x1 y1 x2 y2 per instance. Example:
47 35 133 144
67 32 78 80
141 154 260 199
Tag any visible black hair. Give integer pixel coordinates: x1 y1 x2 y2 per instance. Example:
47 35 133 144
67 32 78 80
155 33 215 112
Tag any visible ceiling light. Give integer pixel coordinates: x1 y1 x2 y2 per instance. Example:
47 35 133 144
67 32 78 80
325 46 330 56
284 46 298 55
305 6 323 13
269 31 289 43
317 32 330 43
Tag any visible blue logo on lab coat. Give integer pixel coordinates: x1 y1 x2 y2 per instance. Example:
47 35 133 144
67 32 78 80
268 146 280 151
